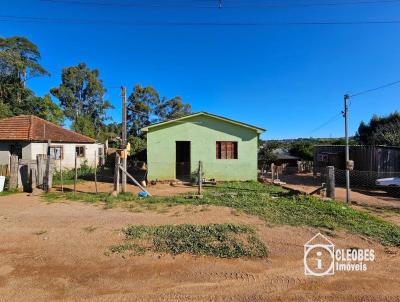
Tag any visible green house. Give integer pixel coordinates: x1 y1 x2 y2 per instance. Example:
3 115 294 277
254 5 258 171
141 112 265 181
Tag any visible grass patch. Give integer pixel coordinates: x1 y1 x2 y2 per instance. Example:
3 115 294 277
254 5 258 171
42 181 400 246
0 188 19 196
52 160 94 186
150 182 400 246
110 224 268 258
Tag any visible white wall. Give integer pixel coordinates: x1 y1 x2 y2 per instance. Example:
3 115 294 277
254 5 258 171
0 142 10 165
29 142 104 169
0 141 104 169
0 142 30 165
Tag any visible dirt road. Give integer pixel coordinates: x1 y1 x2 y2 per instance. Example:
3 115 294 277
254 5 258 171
0 193 399 301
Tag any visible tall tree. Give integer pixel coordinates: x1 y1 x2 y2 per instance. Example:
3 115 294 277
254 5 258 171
127 84 191 137
0 36 64 123
0 36 49 84
356 112 400 146
50 63 112 138
127 84 160 137
126 84 191 156
157 96 192 121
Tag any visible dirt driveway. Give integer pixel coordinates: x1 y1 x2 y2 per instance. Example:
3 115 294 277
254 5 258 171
0 193 399 301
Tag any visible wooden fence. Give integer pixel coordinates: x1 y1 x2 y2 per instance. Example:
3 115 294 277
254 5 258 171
0 165 9 176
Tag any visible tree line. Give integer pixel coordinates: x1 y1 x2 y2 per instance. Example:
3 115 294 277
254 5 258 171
0 36 191 155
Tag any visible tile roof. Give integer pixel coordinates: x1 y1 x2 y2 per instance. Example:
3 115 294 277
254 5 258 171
0 115 96 143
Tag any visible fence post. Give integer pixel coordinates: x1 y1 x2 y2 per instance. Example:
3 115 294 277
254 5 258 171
9 155 19 190
94 150 98 195
60 155 64 193
44 157 53 192
73 153 78 196
30 163 37 193
326 166 335 199
198 161 203 195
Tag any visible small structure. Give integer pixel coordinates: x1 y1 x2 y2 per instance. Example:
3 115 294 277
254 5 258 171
0 115 103 169
314 145 400 187
141 112 265 181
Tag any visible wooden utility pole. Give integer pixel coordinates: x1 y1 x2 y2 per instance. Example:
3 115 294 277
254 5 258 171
343 94 351 203
121 86 127 193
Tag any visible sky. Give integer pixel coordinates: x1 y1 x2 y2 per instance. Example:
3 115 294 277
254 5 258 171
1 0 400 140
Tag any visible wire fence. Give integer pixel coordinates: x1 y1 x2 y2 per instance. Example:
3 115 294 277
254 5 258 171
314 167 400 188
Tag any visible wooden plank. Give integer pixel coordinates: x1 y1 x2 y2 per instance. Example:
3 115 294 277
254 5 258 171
9 155 19 190
118 165 151 196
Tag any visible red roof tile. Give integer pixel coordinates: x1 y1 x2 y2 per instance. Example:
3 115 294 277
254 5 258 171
0 115 96 143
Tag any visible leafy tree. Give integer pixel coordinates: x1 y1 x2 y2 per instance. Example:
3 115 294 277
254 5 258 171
289 141 314 160
157 96 191 121
356 112 400 146
258 140 283 163
97 122 122 143
126 84 191 156
0 36 49 83
50 63 112 138
0 36 64 123
127 84 160 137
128 136 147 156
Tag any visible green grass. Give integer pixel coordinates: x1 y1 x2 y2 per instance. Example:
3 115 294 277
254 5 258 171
52 161 94 186
0 188 19 196
110 224 268 258
42 181 400 246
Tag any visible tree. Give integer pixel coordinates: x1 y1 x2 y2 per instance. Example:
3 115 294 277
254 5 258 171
157 96 191 121
258 140 283 163
126 84 191 156
0 36 49 83
127 84 192 136
50 63 112 138
0 36 51 117
127 84 160 137
356 112 400 146
0 36 65 123
289 141 314 160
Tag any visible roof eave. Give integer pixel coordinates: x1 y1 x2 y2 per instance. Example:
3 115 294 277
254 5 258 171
141 112 266 133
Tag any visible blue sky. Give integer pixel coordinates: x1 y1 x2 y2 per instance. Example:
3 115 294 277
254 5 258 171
2 0 400 139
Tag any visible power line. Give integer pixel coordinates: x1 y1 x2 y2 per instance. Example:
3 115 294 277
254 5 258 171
349 79 400 97
1 15 400 26
310 112 343 134
40 0 400 9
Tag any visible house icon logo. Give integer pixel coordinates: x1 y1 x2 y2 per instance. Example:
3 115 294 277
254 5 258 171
304 233 335 276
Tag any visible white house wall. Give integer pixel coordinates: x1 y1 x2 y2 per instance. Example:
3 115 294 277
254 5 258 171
29 142 103 169
0 142 10 165
0 142 103 169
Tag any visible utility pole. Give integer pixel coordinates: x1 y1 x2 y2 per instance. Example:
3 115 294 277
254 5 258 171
121 86 127 193
343 94 350 204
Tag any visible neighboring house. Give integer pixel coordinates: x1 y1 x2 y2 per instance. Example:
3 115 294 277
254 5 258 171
271 148 300 166
0 115 103 169
141 112 265 181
